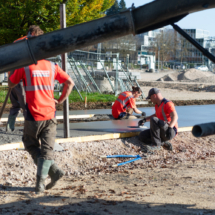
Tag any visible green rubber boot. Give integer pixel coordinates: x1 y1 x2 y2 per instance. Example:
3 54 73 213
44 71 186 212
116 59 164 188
33 154 64 191
46 163 65 190
6 115 16 132
35 158 54 193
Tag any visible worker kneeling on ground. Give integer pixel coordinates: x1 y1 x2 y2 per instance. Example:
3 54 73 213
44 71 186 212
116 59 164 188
138 88 178 153
112 86 146 119
8 59 74 192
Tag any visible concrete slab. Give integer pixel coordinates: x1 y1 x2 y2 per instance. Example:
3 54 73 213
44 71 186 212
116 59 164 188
1 104 215 146
56 119 143 139
2 104 215 119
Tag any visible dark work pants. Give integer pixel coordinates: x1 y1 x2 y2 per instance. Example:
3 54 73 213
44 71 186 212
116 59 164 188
118 109 138 119
22 119 57 160
138 117 176 146
9 82 26 118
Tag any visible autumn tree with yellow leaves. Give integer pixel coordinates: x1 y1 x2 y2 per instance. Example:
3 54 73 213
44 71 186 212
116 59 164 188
0 0 115 46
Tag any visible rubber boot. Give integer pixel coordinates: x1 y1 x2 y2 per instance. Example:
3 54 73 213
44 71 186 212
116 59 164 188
32 153 64 190
6 115 16 132
46 163 65 190
35 158 54 193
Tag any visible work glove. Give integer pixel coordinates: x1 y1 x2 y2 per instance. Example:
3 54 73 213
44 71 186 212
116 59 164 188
138 118 146 127
166 127 174 140
141 112 146 117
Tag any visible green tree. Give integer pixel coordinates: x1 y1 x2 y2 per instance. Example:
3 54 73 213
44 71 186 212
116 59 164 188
106 0 119 16
0 0 115 46
119 0 126 11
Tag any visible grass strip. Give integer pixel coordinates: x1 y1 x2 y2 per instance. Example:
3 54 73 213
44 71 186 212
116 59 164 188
0 89 117 103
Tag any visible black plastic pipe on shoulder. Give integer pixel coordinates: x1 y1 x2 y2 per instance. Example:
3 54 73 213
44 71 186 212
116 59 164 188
0 0 215 73
192 122 215 137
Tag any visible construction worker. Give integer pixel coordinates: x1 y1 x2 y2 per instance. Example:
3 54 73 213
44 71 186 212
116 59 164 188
6 25 44 132
8 59 74 192
138 88 178 153
112 86 146 119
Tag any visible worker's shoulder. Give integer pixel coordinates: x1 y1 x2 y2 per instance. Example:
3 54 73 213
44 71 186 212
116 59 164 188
163 99 176 111
163 98 175 106
40 59 58 66
14 36 28 43
122 91 132 95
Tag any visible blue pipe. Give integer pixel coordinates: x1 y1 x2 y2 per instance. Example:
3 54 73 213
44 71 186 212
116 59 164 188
116 157 142 166
106 155 140 158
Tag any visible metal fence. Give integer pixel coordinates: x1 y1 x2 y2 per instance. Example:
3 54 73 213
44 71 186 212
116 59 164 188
50 50 145 100
0 50 145 103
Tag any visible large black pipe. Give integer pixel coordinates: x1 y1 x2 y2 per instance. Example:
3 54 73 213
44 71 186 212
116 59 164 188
192 122 215 137
172 23 215 64
0 0 215 73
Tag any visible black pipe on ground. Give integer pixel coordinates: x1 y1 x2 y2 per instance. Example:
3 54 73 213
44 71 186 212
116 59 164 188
0 0 215 73
192 122 215 137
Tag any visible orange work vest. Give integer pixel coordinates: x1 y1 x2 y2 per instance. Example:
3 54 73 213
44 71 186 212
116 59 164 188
112 91 136 119
14 36 28 43
23 60 56 121
155 98 178 133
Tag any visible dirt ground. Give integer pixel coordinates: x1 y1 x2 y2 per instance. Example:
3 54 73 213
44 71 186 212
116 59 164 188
1 70 215 214
1 132 215 214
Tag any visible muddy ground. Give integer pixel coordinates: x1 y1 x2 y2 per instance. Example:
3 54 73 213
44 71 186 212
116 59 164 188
1 132 215 214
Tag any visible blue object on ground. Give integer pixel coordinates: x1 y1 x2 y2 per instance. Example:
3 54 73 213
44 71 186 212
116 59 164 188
103 155 144 167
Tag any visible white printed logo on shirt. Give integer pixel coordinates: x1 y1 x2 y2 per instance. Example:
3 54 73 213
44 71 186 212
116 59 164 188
32 70 50 77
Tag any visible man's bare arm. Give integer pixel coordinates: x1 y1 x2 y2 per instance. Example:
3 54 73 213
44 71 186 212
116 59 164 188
169 110 178 128
56 77 74 104
133 107 142 114
145 114 156 122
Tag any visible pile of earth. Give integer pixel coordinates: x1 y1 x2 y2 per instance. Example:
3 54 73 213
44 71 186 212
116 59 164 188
191 75 215 83
157 68 214 82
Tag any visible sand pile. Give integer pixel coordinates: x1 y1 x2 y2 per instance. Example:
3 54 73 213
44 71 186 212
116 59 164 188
191 76 215 83
157 68 214 82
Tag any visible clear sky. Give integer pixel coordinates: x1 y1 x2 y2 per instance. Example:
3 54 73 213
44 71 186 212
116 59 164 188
125 0 215 37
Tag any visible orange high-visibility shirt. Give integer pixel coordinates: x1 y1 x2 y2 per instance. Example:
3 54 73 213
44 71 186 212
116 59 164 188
9 60 70 121
14 36 28 42
112 91 136 119
155 98 178 133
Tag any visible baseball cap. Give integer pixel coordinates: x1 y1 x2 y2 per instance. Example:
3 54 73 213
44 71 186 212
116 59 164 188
146 88 160 99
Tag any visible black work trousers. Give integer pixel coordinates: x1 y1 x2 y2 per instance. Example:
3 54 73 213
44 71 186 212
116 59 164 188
138 117 176 147
22 118 57 160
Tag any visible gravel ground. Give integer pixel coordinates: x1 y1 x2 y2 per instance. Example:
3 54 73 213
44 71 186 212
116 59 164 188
1 132 215 214
1 70 215 214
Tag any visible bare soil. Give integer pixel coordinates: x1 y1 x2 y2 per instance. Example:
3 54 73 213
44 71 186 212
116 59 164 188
1 132 215 214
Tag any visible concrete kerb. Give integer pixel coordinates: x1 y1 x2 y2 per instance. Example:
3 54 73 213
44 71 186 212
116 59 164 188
0 127 192 151
0 114 95 123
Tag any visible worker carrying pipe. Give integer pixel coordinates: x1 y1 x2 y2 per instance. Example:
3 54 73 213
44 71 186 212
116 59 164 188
138 88 178 153
8 57 75 193
112 86 146 120
6 25 44 132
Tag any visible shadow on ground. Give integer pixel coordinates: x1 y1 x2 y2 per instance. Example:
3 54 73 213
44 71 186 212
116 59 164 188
0 195 213 215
